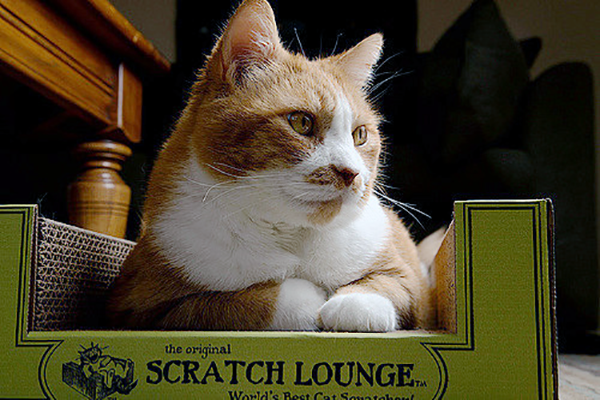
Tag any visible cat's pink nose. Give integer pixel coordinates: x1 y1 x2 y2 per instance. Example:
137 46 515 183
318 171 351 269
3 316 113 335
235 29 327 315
334 166 359 187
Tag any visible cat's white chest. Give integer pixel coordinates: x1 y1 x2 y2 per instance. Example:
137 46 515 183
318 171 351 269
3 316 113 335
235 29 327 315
295 196 388 290
153 163 389 292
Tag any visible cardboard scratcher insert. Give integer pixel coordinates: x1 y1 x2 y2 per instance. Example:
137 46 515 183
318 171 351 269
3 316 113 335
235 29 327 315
32 216 135 331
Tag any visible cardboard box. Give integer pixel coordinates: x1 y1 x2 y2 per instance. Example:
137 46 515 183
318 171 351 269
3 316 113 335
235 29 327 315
0 200 557 399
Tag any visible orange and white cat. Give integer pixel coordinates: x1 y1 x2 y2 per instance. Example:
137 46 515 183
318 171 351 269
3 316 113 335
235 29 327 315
107 0 433 332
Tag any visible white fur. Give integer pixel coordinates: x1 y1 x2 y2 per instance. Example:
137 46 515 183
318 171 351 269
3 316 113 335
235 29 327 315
296 194 388 291
267 278 327 330
417 227 446 287
318 93 364 175
151 94 391 329
319 293 398 332
287 94 370 208
152 159 301 291
152 160 388 292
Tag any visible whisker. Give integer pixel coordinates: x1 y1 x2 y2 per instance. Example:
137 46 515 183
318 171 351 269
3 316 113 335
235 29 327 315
204 180 311 206
183 176 229 188
375 190 430 229
176 178 299 204
375 181 401 192
373 51 405 75
205 185 269 205
211 162 249 175
294 27 306 57
183 176 237 202
206 163 294 181
205 163 243 179
399 202 431 219
330 32 343 56
377 191 431 219
368 70 413 102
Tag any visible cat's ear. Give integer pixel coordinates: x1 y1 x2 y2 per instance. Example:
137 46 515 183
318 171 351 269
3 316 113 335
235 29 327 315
215 0 283 83
336 33 384 89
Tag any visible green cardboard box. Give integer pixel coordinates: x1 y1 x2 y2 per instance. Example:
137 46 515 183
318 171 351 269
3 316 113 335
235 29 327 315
0 200 557 399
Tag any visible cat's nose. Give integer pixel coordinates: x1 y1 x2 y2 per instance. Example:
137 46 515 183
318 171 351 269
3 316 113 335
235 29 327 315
334 166 359 187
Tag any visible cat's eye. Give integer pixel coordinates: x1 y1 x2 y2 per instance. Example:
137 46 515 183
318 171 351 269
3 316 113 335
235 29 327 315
353 126 368 146
288 111 314 136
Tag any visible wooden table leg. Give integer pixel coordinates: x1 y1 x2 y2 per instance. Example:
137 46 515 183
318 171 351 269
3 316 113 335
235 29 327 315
67 140 132 238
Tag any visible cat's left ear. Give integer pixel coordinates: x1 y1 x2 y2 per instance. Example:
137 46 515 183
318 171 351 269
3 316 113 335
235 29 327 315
335 33 384 89
215 0 284 84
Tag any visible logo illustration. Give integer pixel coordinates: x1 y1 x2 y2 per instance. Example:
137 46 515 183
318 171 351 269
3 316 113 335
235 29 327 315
62 342 137 400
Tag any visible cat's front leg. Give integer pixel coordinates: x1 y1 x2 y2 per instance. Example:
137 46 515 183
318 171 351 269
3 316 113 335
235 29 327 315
318 272 418 332
267 278 327 331
156 278 326 331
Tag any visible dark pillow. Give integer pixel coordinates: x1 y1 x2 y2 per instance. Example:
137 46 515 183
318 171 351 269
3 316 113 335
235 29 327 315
417 0 530 165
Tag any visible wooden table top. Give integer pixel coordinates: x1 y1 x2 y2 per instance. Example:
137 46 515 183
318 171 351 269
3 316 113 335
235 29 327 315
49 0 170 75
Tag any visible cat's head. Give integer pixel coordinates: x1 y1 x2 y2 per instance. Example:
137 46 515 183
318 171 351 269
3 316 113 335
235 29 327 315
184 0 385 226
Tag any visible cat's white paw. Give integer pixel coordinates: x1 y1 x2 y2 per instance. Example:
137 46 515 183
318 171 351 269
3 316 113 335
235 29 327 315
267 278 327 331
318 293 398 332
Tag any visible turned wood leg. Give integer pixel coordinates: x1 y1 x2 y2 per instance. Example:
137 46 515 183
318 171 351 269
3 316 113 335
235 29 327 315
67 140 132 238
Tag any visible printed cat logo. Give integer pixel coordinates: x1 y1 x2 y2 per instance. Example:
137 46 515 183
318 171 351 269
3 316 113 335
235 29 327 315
62 343 138 400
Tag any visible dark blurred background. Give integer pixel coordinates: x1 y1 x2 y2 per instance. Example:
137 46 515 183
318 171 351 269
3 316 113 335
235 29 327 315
0 0 597 353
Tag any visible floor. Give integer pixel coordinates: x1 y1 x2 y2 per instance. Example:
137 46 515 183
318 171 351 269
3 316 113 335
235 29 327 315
559 354 600 399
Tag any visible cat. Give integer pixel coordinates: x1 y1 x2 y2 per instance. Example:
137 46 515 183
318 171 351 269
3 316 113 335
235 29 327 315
107 0 434 332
